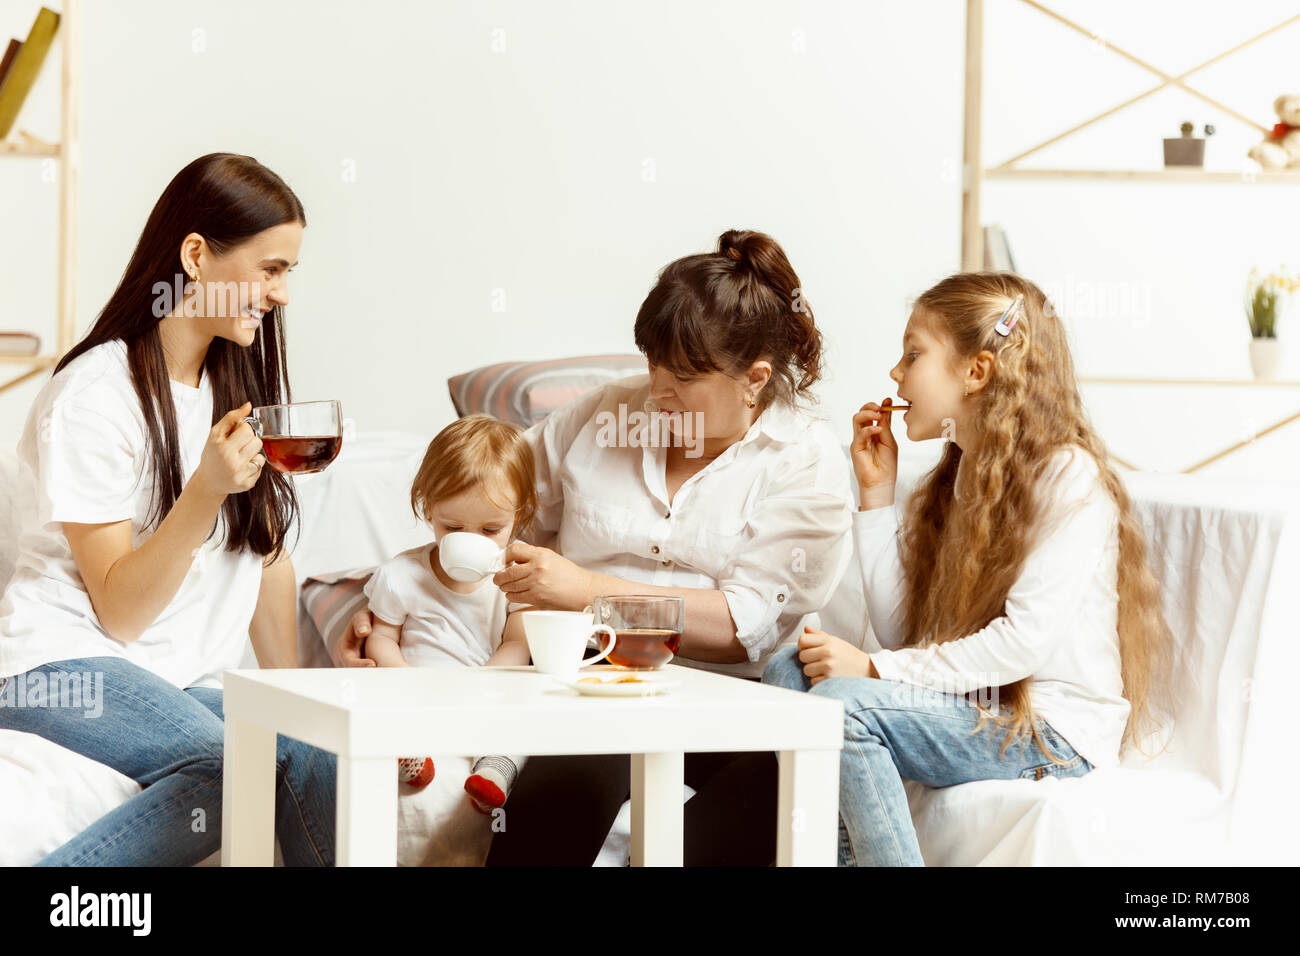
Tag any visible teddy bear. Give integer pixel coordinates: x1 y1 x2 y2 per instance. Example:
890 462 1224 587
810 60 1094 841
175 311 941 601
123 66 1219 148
1248 94 1300 170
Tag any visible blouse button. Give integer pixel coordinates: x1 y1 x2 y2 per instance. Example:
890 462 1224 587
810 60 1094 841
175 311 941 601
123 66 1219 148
661 559 672 567
776 593 786 603
650 545 660 555
664 510 671 519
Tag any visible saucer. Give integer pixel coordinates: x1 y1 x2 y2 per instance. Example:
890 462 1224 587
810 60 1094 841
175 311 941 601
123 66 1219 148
561 671 680 697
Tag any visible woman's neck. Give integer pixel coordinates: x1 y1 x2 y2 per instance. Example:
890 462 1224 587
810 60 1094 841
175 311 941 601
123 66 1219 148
156 312 214 388
693 406 762 461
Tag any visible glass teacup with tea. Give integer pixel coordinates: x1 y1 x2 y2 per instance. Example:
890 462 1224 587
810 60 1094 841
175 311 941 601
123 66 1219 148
590 595 684 671
242 400 343 475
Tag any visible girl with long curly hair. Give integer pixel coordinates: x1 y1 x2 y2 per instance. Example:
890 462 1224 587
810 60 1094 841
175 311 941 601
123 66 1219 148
763 271 1174 867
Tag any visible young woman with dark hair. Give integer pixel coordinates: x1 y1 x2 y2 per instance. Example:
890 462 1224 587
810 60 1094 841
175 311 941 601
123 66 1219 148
0 153 336 866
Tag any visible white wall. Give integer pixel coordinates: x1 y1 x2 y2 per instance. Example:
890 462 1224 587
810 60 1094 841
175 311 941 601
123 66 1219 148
2 0 1298 479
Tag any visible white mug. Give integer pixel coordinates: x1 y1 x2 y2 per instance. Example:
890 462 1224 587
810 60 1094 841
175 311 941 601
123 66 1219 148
522 611 617 678
437 532 507 583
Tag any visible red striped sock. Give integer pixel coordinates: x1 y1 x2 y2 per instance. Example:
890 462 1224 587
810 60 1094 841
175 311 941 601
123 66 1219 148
465 755 518 813
398 756 435 790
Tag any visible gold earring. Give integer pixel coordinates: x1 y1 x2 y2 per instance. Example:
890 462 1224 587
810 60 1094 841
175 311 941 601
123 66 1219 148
745 396 756 408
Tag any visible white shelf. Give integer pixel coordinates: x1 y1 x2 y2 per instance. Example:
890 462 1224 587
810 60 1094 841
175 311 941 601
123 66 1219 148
985 167 1300 185
1 0 78 395
0 140 59 157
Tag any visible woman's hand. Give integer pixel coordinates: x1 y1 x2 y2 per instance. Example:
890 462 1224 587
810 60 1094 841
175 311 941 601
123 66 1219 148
850 399 899 502
492 541 596 610
192 402 265 500
798 626 877 685
332 608 377 667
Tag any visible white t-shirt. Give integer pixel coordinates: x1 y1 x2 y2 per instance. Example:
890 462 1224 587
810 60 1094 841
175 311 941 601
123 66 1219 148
363 542 508 667
521 373 853 679
0 339 264 690
856 445 1130 769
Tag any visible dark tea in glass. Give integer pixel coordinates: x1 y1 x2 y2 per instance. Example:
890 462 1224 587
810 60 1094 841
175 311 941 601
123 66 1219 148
260 435 342 474
243 400 343 476
607 628 681 669
592 596 685 671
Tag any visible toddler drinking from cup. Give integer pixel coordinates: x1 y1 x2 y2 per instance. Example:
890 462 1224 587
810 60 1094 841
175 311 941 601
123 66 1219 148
362 414 535 812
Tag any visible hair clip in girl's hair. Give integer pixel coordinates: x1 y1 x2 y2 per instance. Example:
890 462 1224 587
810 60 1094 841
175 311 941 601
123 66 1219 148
994 294 1024 337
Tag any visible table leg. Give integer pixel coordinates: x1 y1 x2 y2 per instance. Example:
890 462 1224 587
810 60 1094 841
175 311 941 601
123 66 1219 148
630 751 684 866
776 749 839 867
336 757 397 866
221 716 277 866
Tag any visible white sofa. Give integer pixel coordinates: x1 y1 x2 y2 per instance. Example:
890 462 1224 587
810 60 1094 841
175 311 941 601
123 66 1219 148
3 431 1297 865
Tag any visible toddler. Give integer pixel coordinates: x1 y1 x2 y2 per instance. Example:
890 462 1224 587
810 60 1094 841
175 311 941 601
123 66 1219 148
363 414 535 812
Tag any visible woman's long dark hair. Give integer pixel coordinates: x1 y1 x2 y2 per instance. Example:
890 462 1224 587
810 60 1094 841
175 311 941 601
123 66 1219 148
54 153 303 558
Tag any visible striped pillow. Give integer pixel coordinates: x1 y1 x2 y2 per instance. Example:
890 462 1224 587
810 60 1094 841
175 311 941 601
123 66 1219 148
448 354 646 426
297 567 375 667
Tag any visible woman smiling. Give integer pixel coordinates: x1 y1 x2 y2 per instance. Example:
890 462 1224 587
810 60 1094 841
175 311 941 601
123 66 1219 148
485 229 854 863
0 153 336 866
335 230 854 864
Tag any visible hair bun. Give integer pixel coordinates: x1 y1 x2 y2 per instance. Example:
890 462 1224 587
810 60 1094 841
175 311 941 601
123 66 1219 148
718 229 762 266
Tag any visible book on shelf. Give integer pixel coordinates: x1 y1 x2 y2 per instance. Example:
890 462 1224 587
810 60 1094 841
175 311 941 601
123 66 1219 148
0 39 22 94
982 223 1017 273
0 7 59 141
0 332 42 356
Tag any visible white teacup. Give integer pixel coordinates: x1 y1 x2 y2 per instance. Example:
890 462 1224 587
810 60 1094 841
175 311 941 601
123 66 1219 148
437 532 507 583
522 611 618 678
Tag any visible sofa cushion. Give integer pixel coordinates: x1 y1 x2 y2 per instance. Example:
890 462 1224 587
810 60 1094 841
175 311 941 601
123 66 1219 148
298 568 375 667
448 355 646 426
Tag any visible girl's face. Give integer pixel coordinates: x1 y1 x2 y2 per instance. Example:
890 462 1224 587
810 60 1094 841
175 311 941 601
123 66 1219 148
647 361 768 441
428 484 518 551
888 311 969 443
190 221 303 348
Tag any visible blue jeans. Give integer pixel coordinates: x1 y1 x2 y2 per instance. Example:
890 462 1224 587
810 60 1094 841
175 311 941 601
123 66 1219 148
762 645 1092 866
0 656 336 866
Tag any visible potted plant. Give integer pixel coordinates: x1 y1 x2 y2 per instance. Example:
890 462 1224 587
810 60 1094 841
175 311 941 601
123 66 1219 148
1163 121 1215 167
1245 268 1298 380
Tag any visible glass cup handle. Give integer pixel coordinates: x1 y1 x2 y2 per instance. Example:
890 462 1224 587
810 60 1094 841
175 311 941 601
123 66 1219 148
579 625 617 667
241 416 262 436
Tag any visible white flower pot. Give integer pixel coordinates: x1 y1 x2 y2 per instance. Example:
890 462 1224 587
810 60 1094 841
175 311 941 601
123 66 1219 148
1249 338 1282 381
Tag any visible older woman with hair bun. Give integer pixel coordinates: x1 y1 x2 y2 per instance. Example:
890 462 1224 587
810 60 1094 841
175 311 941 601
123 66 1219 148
489 228 853 865
335 228 854 864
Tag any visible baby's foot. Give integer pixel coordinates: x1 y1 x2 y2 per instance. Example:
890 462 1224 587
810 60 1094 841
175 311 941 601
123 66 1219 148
398 756 435 790
465 755 518 814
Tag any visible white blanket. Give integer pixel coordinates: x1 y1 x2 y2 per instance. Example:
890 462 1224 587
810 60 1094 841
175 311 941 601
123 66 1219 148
883 452 1300 865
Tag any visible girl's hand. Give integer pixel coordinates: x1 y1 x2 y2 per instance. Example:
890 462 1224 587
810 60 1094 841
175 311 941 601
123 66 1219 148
798 626 877 685
193 403 265 499
850 399 899 494
492 542 595 610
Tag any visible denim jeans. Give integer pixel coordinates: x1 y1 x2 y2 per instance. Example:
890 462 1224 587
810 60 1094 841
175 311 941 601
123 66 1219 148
762 645 1092 866
0 656 336 866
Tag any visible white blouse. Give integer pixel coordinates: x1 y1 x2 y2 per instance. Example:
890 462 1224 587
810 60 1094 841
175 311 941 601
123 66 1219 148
856 445 1131 769
521 373 853 678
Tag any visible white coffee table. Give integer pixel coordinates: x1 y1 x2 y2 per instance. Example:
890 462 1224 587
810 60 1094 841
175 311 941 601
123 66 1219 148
220 664 843 866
